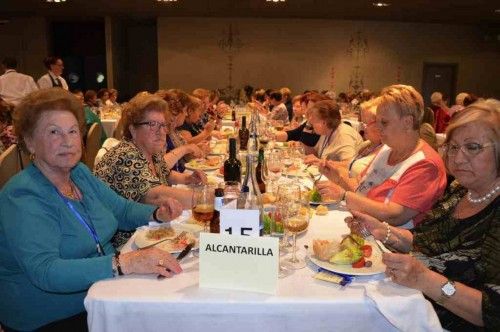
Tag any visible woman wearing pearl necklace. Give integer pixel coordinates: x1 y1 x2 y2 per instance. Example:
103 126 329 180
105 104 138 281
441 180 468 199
348 99 500 331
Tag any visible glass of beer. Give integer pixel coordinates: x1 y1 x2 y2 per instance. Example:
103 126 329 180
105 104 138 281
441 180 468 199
192 185 215 232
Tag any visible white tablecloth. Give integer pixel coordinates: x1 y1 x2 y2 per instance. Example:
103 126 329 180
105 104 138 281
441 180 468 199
85 208 442 332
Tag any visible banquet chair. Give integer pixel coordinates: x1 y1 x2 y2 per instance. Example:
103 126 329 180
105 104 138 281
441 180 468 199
83 123 102 170
0 144 21 189
113 118 124 140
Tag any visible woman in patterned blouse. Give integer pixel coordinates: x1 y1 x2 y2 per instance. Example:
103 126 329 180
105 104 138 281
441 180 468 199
348 99 500 331
94 93 207 245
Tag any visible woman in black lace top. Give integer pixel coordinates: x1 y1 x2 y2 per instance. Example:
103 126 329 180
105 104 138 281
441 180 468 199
348 99 500 331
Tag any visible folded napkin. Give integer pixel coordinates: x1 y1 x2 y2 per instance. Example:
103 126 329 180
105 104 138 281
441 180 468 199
364 279 443 332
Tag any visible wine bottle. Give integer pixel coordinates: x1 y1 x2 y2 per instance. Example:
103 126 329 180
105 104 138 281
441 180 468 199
224 138 242 183
239 116 250 151
210 187 224 233
255 148 266 194
240 154 264 235
231 109 236 121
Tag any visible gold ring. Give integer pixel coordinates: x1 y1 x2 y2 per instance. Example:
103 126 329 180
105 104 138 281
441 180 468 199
158 259 164 266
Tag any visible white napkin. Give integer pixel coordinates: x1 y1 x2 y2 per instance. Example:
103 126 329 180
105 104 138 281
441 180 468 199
364 279 443 332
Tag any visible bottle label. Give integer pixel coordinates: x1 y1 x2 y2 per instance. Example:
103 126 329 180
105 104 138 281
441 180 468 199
214 197 223 211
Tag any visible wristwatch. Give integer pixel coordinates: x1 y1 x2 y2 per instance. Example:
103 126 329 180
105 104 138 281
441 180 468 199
437 280 456 305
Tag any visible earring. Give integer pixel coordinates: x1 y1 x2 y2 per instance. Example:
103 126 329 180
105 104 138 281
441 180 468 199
29 153 35 161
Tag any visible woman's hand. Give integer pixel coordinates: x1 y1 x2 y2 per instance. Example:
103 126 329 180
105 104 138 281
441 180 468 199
303 154 321 166
382 252 430 290
120 247 182 278
316 180 344 201
344 210 386 240
187 144 205 158
186 170 207 185
197 142 210 155
156 197 183 221
203 120 216 134
318 160 343 182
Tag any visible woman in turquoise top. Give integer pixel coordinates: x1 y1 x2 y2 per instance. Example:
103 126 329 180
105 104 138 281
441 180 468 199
0 88 183 331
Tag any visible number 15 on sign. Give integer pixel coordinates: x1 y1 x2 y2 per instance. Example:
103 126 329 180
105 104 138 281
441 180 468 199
220 209 260 237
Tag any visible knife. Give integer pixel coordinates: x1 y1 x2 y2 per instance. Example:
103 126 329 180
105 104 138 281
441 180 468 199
157 241 195 280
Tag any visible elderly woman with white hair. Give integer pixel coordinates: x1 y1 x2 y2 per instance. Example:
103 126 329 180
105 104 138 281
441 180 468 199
430 91 451 133
348 99 500 330
318 85 447 228
449 92 470 117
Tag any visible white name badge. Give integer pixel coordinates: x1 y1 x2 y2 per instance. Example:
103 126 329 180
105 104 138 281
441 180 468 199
220 209 260 237
199 233 279 294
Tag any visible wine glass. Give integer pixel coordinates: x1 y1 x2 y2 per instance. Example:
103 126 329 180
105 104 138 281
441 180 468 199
283 198 310 269
276 184 301 250
192 185 215 232
266 151 283 182
281 149 294 178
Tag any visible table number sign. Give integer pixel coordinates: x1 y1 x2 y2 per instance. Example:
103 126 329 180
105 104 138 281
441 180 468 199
199 233 279 294
219 208 260 237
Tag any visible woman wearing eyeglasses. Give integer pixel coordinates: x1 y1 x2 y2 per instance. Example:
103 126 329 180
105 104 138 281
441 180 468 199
317 85 447 228
348 99 500 331
94 93 206 247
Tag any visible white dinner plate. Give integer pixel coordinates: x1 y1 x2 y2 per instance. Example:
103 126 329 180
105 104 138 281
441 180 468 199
134 226 198 253
185 158 223 171
308 240 386 276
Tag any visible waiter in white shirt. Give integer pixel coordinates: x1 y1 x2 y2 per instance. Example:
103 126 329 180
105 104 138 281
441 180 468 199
37 56 68 90
0 57 39 106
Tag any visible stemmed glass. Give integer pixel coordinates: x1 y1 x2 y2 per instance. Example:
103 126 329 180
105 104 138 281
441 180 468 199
192 185 215 232
266 151 283 182
283 198 310 269
276 184 301 251
281 149 294 178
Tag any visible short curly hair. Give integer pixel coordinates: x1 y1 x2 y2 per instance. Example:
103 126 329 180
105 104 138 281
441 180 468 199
13 88 85 150
121 92 168 140
309 100 341 130
378 84 424 130
161 91 184 116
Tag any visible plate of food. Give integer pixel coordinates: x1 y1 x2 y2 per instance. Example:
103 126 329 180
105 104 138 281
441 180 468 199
134 225 198 253
307 187 339 206
185 156 222 171
309 234 385 276
220 127 235 138
209 143 227 155
283 165 320 178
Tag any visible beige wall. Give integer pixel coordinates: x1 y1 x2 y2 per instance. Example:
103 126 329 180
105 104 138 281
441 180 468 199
158 17 500 98
0 17 49 79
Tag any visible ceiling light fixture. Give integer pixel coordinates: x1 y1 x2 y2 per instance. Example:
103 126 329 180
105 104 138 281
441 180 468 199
156 0 177 2
266 0 286 3
46 0 66 2
372 2 390 7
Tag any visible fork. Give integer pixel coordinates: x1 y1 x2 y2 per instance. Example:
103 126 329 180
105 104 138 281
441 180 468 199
307 171 322 186
356 223 391 254
139 231 187 250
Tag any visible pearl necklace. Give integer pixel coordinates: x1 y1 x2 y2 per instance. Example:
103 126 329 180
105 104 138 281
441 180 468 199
467 185 500 204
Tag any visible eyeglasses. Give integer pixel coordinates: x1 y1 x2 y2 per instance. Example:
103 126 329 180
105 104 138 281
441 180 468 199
444 142 494 158
134 121 169 131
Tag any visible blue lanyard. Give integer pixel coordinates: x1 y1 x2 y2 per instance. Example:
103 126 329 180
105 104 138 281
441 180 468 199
55 189 105 256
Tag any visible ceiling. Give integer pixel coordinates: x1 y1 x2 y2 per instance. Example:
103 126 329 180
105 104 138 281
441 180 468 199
1 0 499 26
